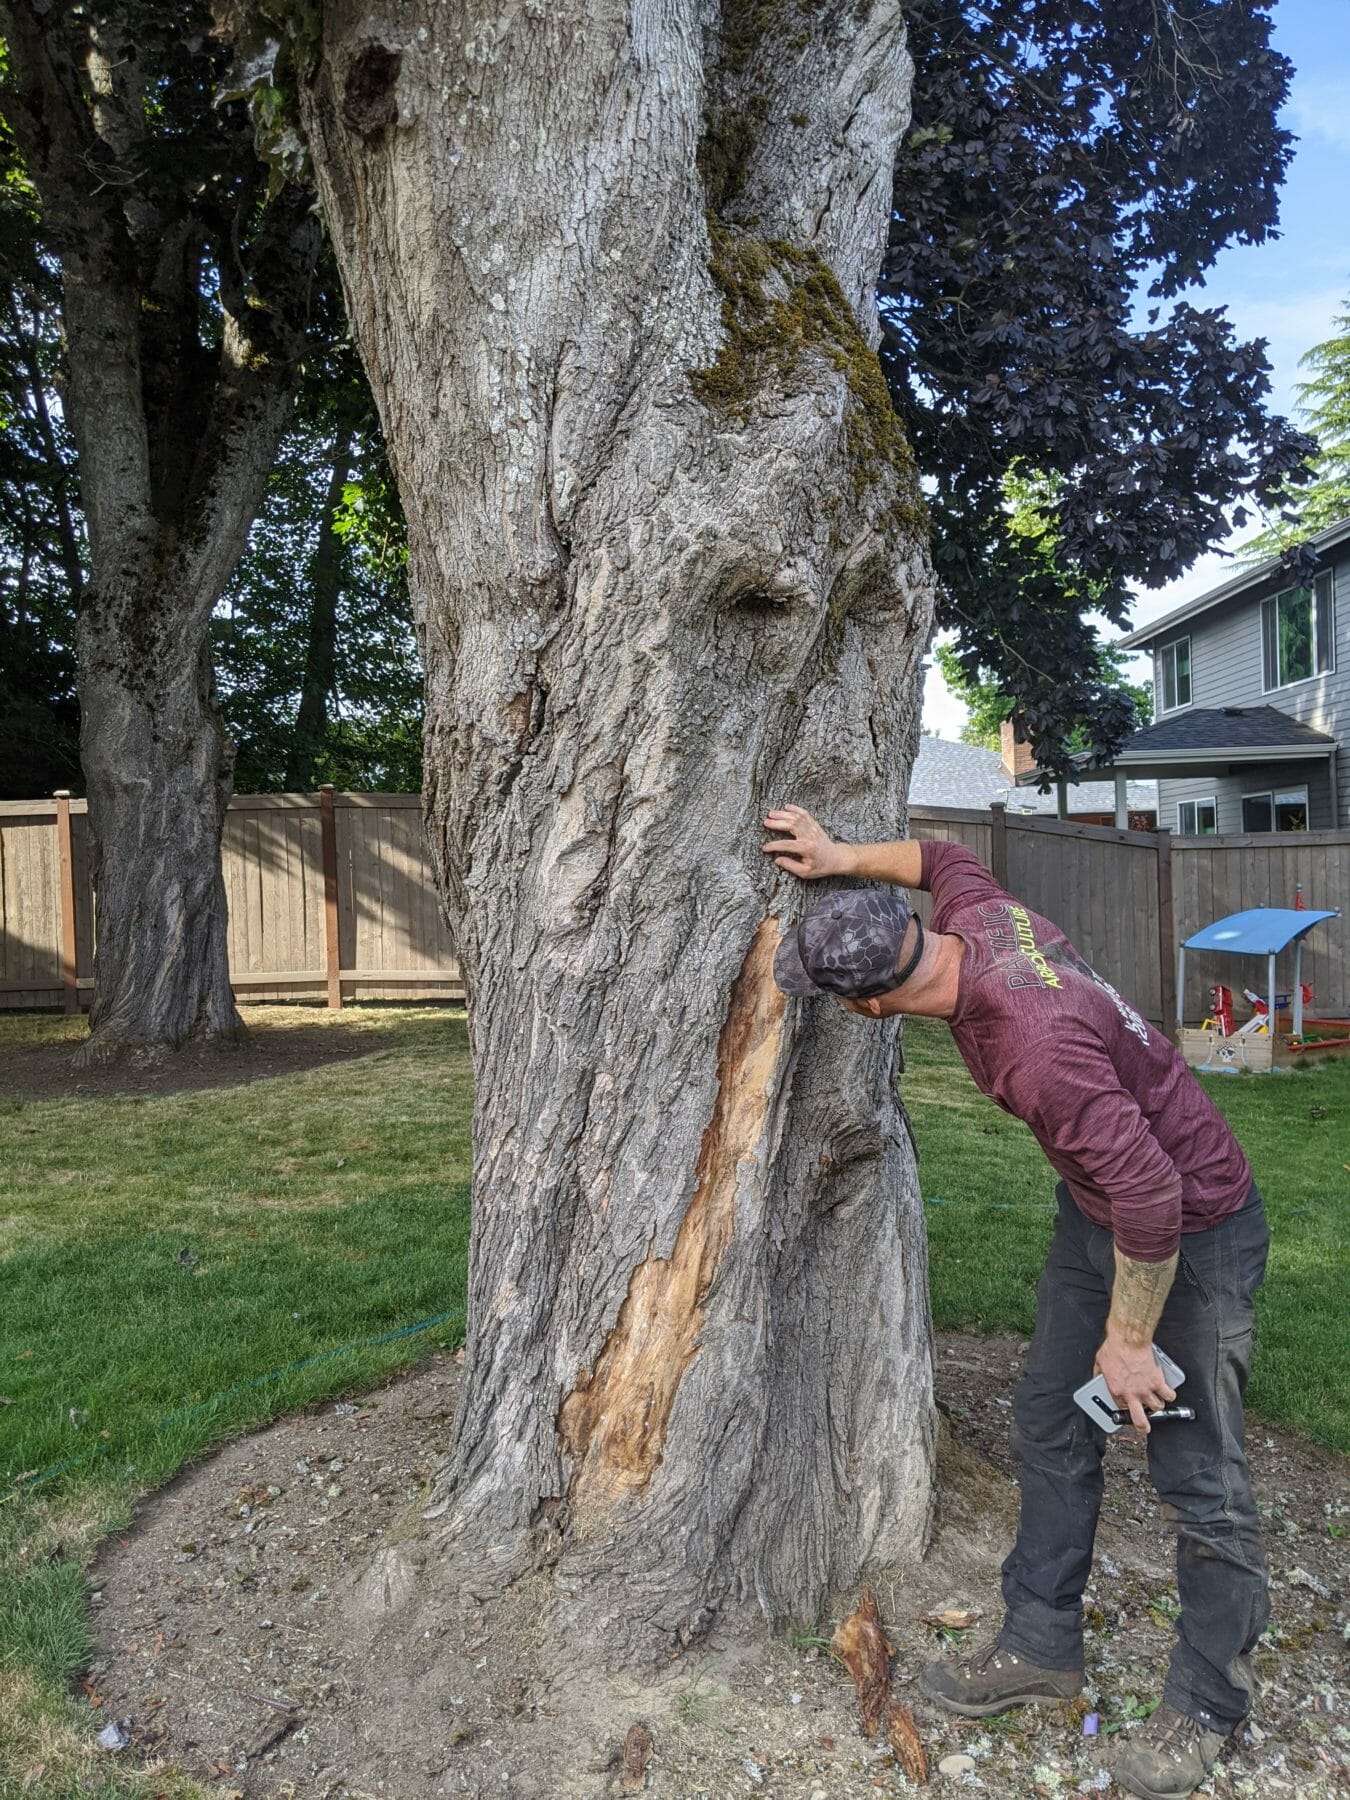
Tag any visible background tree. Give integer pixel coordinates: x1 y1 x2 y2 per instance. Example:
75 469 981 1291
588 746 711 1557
934 640 1152 751
0 0 319 1063
935 468 1153 751
1241 299 1350 561
0 84 81 798
0 186 418 801
884 0 1315 771
214 323 422 793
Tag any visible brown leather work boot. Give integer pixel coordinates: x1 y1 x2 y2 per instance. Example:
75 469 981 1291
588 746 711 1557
917 1637 1083 1718
1110 1703 1233 1800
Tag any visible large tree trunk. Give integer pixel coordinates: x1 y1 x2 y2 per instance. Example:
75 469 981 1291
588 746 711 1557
2 3 320 1064
301 0 936 1659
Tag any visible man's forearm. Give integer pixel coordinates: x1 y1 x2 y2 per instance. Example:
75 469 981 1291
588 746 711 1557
834 839 925 889
1107 1250 1179 1346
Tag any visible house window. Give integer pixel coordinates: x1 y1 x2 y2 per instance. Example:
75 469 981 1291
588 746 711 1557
1241 787 1309 833
1176 797 1217 835
1261 572 1334 690
1156 638 1191 713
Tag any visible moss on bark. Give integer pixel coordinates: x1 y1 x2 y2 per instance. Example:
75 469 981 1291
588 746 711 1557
690 222 925 533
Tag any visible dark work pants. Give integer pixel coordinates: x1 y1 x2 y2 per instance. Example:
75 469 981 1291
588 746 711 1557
999 1181 1270 1731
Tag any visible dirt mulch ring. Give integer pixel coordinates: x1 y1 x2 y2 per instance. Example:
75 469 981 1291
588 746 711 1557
84 1332 1349 1799
0 1007 459 1103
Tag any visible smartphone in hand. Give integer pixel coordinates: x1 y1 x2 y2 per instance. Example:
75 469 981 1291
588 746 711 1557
1073 1344 1186 1435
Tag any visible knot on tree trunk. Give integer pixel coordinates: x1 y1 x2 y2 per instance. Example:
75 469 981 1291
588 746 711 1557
341 43 401 136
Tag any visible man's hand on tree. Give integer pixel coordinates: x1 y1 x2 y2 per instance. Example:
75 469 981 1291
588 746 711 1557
1094 1334 1177 1435
762 805 850 879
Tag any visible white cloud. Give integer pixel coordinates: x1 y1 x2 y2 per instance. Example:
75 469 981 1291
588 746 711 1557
919 628 973 738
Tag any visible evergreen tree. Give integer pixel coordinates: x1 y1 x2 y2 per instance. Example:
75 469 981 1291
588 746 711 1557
213 325 422 794
1242 300 1350 560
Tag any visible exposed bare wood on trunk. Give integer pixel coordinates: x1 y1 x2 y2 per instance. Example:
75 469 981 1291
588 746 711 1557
559 916 787 1515
295 0 938 1661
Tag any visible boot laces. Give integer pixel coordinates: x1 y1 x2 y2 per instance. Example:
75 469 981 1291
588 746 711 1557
1147 1705 1206 1754
969 1637 1016 1673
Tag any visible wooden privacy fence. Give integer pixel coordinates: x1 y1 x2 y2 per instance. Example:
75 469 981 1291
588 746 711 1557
0 790 463 1012
1 792 1346 1022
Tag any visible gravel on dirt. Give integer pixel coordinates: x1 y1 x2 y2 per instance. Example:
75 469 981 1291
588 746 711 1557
84 1333 1349 1799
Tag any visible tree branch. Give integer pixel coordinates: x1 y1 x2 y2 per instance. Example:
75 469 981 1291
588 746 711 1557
17 317 85 604
177 181 321 614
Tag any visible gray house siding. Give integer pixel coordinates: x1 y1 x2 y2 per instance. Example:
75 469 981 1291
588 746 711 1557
1151 548 1349 831
1159 759 1336 836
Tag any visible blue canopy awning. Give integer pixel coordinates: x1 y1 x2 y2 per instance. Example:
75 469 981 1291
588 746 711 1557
1180 907 1346 964
1182 907 1340 957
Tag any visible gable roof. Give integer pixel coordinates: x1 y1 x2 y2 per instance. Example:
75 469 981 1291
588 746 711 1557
914 734 1156 812
1112 705 1336 758
1062 705 1338 783
1118 514 1350 651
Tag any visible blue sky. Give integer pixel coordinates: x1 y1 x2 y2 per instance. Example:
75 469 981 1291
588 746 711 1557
924 0 1350 734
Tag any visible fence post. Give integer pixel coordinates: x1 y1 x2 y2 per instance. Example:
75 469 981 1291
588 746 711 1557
53 790 79 1014
1156 826 1176 1036
989 801 1009 888
319 786 342 1010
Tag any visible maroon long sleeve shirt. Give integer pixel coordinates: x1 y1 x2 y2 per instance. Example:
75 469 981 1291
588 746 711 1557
920 840 1252 1261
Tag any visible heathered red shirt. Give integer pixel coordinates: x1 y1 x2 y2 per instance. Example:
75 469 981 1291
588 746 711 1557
919 840 1252 1261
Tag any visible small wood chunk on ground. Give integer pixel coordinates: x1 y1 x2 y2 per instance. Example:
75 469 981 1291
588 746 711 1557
618 1720 653 1792
885 1699 928 1785
919 1606 980 1630
831 1587 894 1738
243 1709 304 1759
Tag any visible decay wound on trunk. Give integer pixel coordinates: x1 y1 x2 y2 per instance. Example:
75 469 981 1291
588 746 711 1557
559 918 787 1517
341 42 400 135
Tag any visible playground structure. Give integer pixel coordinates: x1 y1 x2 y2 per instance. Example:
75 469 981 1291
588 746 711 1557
1179 905 1348 1072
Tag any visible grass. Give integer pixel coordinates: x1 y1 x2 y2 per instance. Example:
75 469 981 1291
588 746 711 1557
0 1004 1345 1793
0 1006 472 1795
903 1016 1350 1454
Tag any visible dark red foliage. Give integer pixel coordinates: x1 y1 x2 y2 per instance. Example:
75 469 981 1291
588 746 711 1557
882 0 1317 773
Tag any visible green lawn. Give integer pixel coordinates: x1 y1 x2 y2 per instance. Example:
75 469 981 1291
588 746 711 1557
0 1007 473 1796
904 1016 1350 1454
0 1004 1345 1794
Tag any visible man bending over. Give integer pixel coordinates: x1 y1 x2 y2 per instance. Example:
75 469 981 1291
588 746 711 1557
762 805 1269 1800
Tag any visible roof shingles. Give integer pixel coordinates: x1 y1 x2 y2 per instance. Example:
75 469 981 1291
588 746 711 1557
1113 706 1335 758
911 735 1156 812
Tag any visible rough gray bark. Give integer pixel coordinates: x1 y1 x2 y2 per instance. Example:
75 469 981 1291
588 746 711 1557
299 0 937 1659
1 3 319 1063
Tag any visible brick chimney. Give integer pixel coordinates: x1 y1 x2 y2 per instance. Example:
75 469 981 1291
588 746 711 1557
999 717 1037 783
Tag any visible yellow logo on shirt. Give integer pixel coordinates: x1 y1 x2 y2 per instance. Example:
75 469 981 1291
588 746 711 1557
977 900 1064 991
1008 907 1064 990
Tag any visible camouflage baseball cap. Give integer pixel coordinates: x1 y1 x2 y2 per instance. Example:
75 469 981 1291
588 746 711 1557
774 888 925 1001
